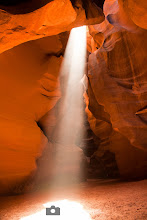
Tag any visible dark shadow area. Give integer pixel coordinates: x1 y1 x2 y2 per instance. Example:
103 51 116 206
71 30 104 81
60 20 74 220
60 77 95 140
71 0 105 10
92 0 105 9
0 0 54 14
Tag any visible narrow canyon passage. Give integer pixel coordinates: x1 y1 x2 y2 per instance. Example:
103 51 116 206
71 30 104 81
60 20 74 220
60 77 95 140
0 179 147 220
0 0 147 219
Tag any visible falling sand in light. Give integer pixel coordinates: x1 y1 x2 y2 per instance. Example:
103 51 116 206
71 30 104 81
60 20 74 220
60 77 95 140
50 25 87 186
21 26 88 220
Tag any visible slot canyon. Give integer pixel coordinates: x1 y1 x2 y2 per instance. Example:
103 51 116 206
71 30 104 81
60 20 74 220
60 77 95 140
0 0 147 219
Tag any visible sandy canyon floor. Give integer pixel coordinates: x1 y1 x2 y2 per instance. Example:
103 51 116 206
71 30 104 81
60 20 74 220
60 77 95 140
0 179 147 220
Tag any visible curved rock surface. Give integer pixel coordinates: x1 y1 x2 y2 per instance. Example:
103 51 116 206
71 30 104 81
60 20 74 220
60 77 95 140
0 0 147 194
0 36 62 194
86 0 147 178
0 0 104 54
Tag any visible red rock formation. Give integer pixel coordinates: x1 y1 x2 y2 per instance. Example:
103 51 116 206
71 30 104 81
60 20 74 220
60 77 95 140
0 0 147 194
0 36 62 194
0 0 77 54
0 0 104 54
121 0 147 29
86 0 147 179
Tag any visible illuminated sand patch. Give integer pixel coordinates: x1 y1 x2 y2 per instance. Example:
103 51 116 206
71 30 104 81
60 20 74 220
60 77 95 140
21 199 91 220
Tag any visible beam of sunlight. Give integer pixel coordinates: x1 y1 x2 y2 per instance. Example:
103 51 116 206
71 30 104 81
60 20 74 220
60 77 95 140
51 25 87 185
21 200 91 220
58 25 87 145
21 26 89 220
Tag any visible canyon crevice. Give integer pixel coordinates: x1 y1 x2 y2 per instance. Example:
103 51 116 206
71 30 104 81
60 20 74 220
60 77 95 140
0 0 147 195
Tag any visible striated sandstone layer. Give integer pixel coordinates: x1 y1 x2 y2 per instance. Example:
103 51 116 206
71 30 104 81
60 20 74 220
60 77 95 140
0 0 104 54
0 0 147 194
86 0 147 179
0 35 63 194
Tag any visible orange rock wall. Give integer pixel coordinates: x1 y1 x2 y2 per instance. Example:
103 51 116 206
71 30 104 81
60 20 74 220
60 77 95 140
86 0 147 178
0 36 62 193
0 0 147 193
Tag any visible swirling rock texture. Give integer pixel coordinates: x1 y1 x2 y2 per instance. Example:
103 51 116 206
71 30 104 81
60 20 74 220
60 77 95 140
0 0 146 194
0 0 105 194
0 0 104 54
87 0 147 179
0 35 63 194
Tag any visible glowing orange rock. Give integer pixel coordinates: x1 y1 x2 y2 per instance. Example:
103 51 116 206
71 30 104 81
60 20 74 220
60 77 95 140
0 36 62 194
86 0 147 179
122 0 147 30
0 0 77 54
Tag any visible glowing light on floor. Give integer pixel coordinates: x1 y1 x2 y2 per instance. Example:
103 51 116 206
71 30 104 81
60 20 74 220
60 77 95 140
21 200 91 220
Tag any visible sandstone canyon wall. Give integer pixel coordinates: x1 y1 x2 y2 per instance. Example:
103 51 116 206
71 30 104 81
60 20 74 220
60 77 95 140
0 0 146 194
86 0 147 179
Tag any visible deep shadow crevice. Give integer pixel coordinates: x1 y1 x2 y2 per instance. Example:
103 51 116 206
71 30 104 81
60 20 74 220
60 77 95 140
0 0 54 14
